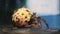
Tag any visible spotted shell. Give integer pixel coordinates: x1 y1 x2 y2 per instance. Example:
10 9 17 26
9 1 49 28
12 8 33 26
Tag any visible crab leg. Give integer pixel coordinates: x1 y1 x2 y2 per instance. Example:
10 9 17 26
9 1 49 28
36 20 42 28
41 18 49 29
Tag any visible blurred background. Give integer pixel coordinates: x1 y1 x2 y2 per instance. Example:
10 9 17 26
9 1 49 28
0 0 60 28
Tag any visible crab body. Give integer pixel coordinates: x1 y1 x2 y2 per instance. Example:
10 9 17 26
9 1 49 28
12 8 49 28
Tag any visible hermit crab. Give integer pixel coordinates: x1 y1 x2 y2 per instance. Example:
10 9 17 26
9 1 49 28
12 8 49 29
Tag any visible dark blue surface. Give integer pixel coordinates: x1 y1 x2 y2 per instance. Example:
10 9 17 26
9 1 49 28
40 14 60 28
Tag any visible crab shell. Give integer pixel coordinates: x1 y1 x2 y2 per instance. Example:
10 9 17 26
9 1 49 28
12 8 33 27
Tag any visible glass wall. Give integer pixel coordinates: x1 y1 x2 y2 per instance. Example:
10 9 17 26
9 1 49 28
26 0 60 28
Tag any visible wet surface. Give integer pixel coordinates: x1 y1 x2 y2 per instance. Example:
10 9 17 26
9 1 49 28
0 25 60 34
